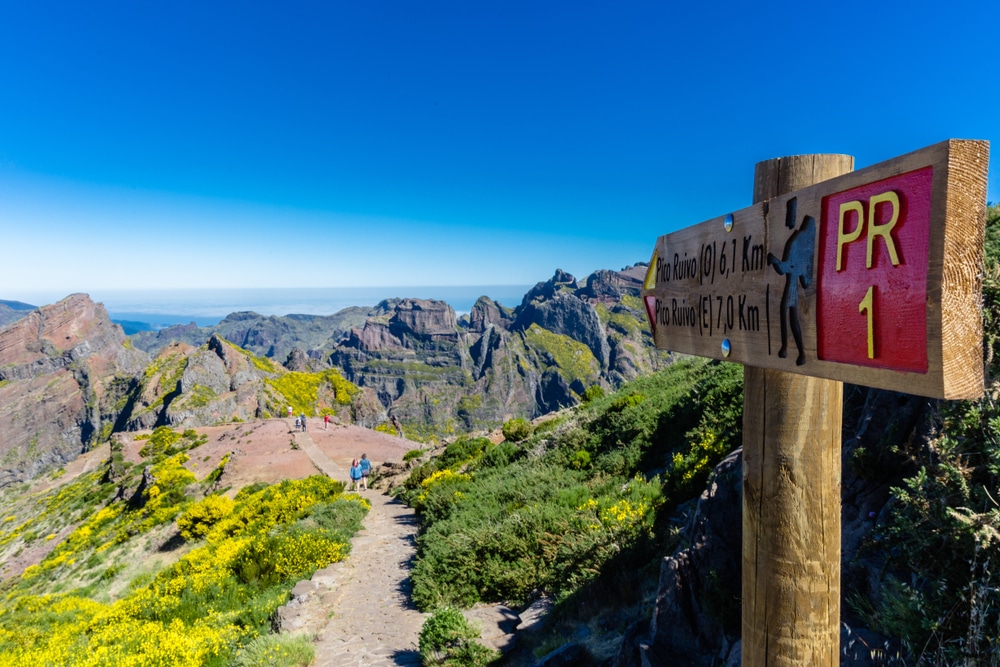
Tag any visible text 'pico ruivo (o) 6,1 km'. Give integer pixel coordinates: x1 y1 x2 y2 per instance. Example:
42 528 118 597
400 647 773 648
641 139 990 399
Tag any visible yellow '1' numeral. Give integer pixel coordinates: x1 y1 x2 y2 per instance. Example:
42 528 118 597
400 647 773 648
859 285 874 359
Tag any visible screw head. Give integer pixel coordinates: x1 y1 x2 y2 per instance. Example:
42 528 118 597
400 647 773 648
721 339 731 357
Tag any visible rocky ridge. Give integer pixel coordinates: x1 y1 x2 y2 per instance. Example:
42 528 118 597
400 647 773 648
130 305 388 363
118 264 663 438
329 265 664 435
0 294 147 487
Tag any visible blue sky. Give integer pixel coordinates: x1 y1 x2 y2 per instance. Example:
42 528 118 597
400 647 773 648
1 0 997 297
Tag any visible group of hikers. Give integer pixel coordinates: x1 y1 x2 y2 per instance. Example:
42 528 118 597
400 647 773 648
289 406 338 432
349 454 371 491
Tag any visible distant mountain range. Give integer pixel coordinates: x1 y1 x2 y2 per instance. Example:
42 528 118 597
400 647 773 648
0 264 666 481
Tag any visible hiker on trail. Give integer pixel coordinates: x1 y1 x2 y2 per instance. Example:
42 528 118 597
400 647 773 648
300 413 307 432
359 453 371 490
349 458 363 491
324 414 330 430
288 406 293 418
294 416 301 430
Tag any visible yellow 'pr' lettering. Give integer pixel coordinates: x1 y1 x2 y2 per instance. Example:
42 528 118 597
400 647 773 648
867 191 901 268
837 201 864 271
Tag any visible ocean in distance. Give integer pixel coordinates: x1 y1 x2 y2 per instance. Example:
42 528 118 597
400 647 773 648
75 286 535 329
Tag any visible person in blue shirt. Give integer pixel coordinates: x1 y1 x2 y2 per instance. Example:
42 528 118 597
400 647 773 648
359 453 372 490
349 458 362 491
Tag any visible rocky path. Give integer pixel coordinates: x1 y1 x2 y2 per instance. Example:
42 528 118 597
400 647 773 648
285 429 426 666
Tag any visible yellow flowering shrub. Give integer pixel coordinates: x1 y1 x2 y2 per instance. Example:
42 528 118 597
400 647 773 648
415 469 472 510
177 494 235 540
0 475 363 666
599 499 648 530
266 369 358 416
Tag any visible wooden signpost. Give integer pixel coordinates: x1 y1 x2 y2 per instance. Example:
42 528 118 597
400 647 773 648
641 140 990 665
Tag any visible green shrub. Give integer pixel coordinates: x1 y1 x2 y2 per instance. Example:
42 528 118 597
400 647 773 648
501 418 533 443
477 442 520 470
419 607 498 667
570 450 591 470
437 437 491 470
403 449 424 462
581 385 605 403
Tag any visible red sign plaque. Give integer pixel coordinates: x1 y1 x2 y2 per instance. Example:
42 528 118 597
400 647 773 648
816 167 932 372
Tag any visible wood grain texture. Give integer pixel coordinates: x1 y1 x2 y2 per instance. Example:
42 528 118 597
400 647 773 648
940 140 990 398
643 140 989 399
743 155 850 667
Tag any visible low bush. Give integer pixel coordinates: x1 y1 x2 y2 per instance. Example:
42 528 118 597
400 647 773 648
177 494 235 540
501 418 533 443
419 606 498 667
581 385 605 403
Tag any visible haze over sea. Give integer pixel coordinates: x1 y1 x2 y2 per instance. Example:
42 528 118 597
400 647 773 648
14 286 535 329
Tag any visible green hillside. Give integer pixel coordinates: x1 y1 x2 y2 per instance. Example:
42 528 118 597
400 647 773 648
398 358 743 663
0 437 368 667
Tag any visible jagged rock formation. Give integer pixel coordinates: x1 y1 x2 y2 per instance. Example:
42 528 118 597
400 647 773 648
284 347 311 372
637 450 743 666
127 334 354 430
0 294 148 486
329 265 665 434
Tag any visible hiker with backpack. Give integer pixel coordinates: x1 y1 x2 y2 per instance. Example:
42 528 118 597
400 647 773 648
359 453 371 490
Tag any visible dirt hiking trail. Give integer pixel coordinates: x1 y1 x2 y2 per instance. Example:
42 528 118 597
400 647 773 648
282 426 426 666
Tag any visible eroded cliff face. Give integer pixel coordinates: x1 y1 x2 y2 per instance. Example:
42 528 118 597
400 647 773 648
0 294 148 486
328 266 666 435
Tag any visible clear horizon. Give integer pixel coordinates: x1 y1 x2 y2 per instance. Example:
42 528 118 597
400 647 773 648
3 284 545 326
1 2 997 294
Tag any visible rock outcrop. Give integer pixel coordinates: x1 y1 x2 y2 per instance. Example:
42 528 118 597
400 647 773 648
641 450 742 666
0 294 148 485
126 334 348 429
328 265 665 434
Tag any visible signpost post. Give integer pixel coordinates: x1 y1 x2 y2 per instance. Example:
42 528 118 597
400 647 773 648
641 140 990 665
